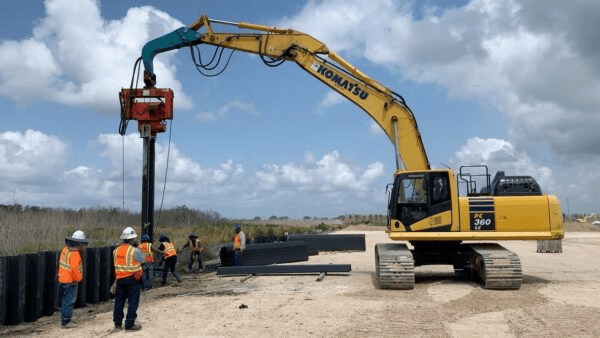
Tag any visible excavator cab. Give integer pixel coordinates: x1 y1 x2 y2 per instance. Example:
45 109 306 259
388 170 452 231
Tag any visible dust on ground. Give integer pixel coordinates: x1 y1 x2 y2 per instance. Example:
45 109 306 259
3 224 600 337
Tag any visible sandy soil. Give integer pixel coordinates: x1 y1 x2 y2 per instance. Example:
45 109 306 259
4 224 600 337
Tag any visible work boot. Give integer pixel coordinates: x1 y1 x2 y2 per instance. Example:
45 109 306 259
125 324 142 331
62 322 78 329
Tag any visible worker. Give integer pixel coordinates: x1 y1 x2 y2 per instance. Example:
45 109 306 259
139 233 160 289
113 227 144 331
181 232 204 272
158 233 181 285
232 223 246 266
57 230 89 328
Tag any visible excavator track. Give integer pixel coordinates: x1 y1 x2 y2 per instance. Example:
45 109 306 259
375 243 414 289
467 243 522 290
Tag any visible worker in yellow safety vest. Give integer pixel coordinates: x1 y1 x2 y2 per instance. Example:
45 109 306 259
112 227 144 331
57 230 89 328
158 233 181 285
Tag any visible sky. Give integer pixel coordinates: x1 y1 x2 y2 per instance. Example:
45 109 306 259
1 0 599 219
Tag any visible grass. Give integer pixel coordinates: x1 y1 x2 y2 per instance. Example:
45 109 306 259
0 204 384 258
0 206 133 256
153 221 341 260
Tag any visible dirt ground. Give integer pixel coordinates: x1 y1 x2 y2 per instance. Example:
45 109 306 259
4 222 600 337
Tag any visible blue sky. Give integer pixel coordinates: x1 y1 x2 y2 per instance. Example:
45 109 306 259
1 0 599 219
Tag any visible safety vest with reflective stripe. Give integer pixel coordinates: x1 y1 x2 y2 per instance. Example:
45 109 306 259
233 234 241 249
113 244 142 280
189 238 202 252
57 246 83 283
140 242 155 263
162 242 176 258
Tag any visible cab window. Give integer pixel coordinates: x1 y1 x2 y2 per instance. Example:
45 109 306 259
397 175 428 226
430 173 451 214
390 172 452 227
398 177 427 203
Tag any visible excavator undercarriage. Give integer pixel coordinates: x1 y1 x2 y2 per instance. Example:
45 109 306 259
375 241 522 290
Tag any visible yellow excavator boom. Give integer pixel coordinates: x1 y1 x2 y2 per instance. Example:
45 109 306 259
141 15 430 172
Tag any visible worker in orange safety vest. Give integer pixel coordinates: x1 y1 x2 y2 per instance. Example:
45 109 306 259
158 233 181 285
232 223 246 266
180 232 204 272
57 230 88 328
139 233 160 290
112 227 145 331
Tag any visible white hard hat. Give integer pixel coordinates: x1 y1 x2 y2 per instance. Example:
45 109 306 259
66 230 88 244
120 227 138 240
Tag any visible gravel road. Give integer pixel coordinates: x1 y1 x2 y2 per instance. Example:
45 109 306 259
5 225 600 337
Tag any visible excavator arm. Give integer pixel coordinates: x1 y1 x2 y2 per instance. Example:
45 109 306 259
141 15 430 171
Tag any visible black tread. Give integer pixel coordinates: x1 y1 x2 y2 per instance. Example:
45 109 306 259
375 243 415 290
468 243 522 290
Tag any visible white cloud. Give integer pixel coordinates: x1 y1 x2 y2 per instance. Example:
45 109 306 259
281 0 600 156
255 150 385 194
369 121 385 136
281 0 600 213
318 91 346 109
0 129 386 217
250 151 387 215
0 0 192 113
450 137 551 176
196 100 261 123
450 137 556 195
0 130 68 182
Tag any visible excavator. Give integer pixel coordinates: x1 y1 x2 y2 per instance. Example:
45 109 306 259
121 14 564 290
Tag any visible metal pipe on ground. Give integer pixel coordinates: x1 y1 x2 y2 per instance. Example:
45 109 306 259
287 234 366 255
220 241 309 267
217 264 351 276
